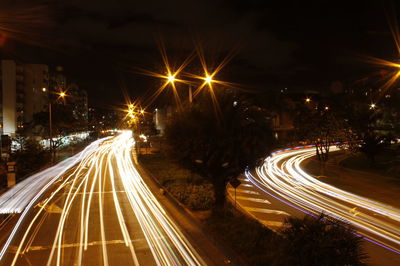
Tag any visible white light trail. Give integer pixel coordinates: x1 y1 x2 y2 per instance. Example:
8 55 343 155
1 132 204 265
0 137 111 260
0 137 111 214
250 146 400 254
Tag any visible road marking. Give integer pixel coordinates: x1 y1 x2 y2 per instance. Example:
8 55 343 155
235 196 271 204
62 191 126 195
9 239 145 253
35 203 63 214
228 188 260 195
260 220 284 227
245 207 290 216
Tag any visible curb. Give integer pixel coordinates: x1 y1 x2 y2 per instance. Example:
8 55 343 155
135 155 247 266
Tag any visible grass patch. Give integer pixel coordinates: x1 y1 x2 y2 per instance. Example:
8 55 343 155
342 147 400 178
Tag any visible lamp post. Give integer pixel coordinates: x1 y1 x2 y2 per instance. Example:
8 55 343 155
49 91 66 162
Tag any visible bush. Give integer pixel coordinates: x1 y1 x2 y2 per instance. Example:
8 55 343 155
140 154 215 210
277 214 368 266
164 180 215 210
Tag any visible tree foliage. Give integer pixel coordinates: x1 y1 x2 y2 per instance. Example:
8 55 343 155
278 213 367 266
10 137 50 179
295 104 350 162
165 92 274 207
32 103 85 154
359 133 391 166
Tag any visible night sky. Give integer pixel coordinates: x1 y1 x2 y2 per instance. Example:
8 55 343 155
1 0 399 107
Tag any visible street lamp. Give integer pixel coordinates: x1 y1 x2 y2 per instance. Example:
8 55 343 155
305 97 311 103
167 74 175 83
49 91 66 162
370 103 376 110
205 74 213 84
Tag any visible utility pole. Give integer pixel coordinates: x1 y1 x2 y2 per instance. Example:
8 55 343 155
49 101 53 162
188 85 192 104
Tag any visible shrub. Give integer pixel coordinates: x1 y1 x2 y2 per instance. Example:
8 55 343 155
277 214 368 266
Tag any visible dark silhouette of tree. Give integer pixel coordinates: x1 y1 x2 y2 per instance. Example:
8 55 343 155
32 103 84 158
165 92 274 208
278 213 368 266
295 104 350 163
359 133 390 166
10 137 50 179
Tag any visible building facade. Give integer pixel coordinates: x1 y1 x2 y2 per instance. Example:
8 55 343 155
0 60 88 137
0 60 25 136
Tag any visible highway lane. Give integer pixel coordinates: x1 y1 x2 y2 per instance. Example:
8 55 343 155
0 131 205 265
247 146 400 261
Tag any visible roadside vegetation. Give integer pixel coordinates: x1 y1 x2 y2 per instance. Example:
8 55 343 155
139 89 368 265
0 134 96 189
141 149 368 265
345 143 400 178
139 153 215 210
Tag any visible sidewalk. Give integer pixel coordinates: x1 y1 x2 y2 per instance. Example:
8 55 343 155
134 154 243 265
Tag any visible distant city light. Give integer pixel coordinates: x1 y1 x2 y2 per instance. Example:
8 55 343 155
59 91 66 97
42 87 46 92
370 103 376 110
305 98 311 103
324 106 329 110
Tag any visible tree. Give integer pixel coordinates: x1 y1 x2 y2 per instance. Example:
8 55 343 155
359 133 390 166
10 137 50 179
295 104 350 163
165 92 274 208
278 213 367 265
32 103 83 159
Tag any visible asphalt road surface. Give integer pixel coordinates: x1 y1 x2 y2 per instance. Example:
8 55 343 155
228 146 400 266
0 132 206 266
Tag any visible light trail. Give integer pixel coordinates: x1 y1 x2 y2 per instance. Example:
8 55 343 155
0 137 111 261
0 137 111 214
249 146 400 255
1 132 204 265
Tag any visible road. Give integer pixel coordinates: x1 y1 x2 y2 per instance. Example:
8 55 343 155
0 131 205 265
227 146 400 265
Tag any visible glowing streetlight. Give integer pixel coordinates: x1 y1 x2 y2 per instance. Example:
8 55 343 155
140 109 145 114
370 103 376 110
305 97 311 103
49 91 68 162
129 104 134 109
324 106 329 111
167 74 175 83
42 87 46 92
205 74 213 84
